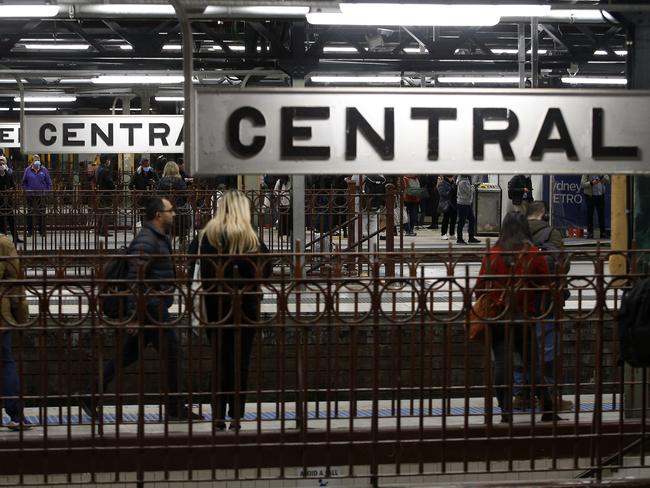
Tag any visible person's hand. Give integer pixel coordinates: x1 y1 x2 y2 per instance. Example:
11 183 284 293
523 187 529 192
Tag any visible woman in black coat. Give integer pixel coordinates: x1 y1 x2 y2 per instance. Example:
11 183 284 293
188 190 272 430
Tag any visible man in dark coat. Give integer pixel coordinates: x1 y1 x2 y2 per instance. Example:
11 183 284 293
95 155 116 237
507 174 534 214
0 157 22 243
80 197 201 422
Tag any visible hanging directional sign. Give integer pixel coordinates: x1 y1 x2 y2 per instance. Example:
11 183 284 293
23 116 184 153
0 123 20 148
193 87 646 175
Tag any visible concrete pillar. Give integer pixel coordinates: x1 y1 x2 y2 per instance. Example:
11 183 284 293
291 78 306 253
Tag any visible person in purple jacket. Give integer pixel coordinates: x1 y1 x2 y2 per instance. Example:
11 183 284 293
21 155 52 237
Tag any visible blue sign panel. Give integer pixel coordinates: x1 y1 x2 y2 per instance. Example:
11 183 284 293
551 175 611 231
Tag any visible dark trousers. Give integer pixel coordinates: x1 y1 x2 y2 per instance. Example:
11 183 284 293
99 328 181 412
456 204 475 241
427 190 440 227
1 332 22 422
492 325 552 418
206 326 256 421
440 208 456 236
0 201 17 238
26 196 46 234
585 194 606 236
405 202 419 233
96 194 113 235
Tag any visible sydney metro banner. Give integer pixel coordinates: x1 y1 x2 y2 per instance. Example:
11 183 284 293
0 123 20 148
193 87 649 175
24 116 184 153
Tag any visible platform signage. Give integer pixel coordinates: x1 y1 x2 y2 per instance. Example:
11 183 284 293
0 123 20 148
193 88 648 175
23 116 184 153
551 175 611 231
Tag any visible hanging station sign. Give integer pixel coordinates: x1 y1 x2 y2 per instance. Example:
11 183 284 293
0 123 20 148
193 88 647 175
23 116 184 153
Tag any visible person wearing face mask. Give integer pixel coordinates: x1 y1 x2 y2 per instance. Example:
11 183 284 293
0 156 22 244
129 158 159 192
21 155 52 237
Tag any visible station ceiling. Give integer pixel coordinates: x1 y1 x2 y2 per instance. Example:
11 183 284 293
0 1 637 115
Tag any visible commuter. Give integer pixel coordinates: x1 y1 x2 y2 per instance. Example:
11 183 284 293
129 158 158 191
189 190 272 430
156 161 188 240
402 175 421 236
475 212 559 423
95 154 116 237
437 175 457 241
80 197 201 421
507 174 534 214
154 155 167 179
21 155 52 237
0 157 22 243
455 175 480 245
274 175 291 236
421 174 439 229
517 201 573 412
0 232 31 430
580 174 610 239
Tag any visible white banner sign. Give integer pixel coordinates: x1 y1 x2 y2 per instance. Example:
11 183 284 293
193 88 648 175
0 123 20 148
24 116 184 153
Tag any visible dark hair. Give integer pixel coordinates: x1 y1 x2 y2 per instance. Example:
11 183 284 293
527 201 547 218
144 196 169 221
496 212 532 256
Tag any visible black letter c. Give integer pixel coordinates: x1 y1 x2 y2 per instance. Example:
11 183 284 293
227 107 266 158
40 123 56 146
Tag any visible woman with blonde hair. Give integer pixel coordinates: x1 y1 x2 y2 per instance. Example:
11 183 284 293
188 190 272 431
156 161 188 238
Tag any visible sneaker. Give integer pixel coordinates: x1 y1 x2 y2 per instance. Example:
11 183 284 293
406 232 417 237
78 393 98 420
468 238 481 244
7 418 32 431
229 421 241 431
456 239 467 245
441 234 448 240
557 397 574 411
513 393 533 411
167 407 203 422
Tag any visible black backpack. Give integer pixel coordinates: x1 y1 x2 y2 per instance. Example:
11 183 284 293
100 249 131 319
533 227 559 273
363 174 387 208
618 277 650 367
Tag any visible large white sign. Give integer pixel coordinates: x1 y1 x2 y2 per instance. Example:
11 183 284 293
0 123 20 148
193 88 648 175
24 116 184 153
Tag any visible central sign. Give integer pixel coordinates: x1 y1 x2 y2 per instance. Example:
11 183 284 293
24 115 184 153
193 88 646 175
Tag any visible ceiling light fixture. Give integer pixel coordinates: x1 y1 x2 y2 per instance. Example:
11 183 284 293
14 107 58 112
13 96 77 102
0 5 59 17
91 75 184 85
59 79 94 84
437 76 520 84
403 47 428 53
203 6 309 16
323 46 360 53
155 96 184 102
561 77 627 86
119 45 134 51
80 5 175 15
23 43 90 50
310 75 401 84
163 45 182 51
491 48 548 55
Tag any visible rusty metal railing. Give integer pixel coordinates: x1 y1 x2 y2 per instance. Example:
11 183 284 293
0 247 647 486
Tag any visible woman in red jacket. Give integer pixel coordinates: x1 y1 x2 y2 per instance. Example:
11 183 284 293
475 212 558 423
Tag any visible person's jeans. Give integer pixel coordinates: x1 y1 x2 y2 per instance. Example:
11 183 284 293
513 322 558 395
440 208 456 236
456 204 475 241
586 194 606 236
405 202 419 233
1 332 22 422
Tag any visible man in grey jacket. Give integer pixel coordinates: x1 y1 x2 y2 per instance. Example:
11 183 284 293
580 174 610 239
455 175 480 245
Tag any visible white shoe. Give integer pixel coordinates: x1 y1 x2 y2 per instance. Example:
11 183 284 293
441 234 448 240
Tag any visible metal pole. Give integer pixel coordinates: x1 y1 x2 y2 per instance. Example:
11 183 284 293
530 18 539 88
291 78 306 255
169 0 193 175
518 23 526 89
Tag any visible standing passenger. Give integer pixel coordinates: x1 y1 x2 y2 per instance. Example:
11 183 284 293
189 191 272 430
21 155 52 237
580 174 610 239
456 175 480 245
0 157 22 243
437 175 457 241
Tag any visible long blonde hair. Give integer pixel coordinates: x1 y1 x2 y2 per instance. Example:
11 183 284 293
203 190 259 254
163 161 180 178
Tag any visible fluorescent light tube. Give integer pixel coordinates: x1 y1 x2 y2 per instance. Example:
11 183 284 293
24 43 90 50
82 5 175 15
163 45 182 51
203 6 309 16
437 76 520 84
119 45 134 51
561 77 627 86
310 75 401 84
492 48 548 55
155 96 184 102
404 47 427 53
323 46 360 53
0 5 59 17
0 108 10 111
308 9 500 26
59 79 93 84
616 50 627 56
113 108 144 112
13 96 76 102
92 75 184 84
